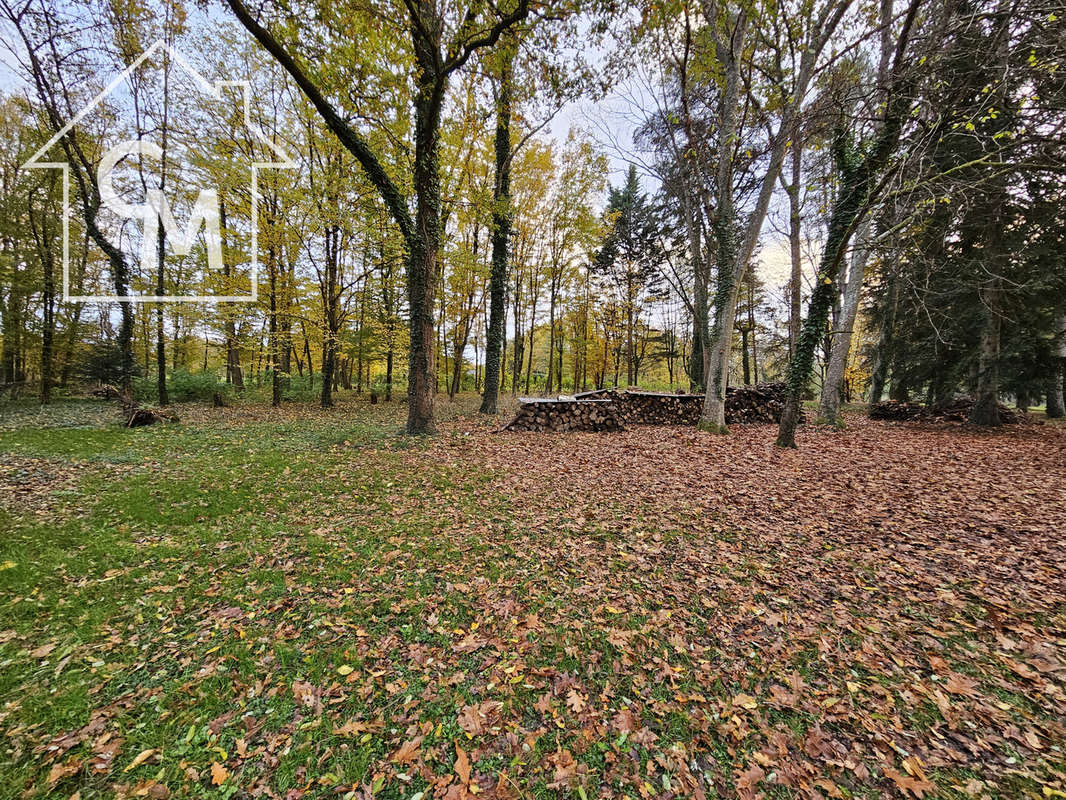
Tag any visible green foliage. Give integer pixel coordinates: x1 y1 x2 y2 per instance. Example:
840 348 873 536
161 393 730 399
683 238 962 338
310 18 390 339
134 370 229 404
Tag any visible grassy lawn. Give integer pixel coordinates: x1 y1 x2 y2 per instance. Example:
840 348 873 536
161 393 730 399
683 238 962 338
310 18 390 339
1 396 1064 799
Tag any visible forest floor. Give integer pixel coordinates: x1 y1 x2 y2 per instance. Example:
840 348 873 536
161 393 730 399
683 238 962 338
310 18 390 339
0 395 1064 800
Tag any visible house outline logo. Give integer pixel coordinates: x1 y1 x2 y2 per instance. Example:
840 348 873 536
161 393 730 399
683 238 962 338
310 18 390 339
20 39 296 304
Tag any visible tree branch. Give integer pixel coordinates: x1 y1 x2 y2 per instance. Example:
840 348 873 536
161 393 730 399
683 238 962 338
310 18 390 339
224 0 414 244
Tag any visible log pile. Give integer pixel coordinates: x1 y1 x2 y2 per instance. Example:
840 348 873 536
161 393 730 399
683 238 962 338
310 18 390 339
504 382 796 432
724 383 792 424
612 391 704 425
504 398 623 432
869 398 1030 424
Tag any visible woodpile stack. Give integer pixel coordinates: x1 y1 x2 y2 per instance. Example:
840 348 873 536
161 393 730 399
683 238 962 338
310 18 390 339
724 383 792 424
870 398 1030 424
612 391 704 425
504 398 623 432
505 382 796 432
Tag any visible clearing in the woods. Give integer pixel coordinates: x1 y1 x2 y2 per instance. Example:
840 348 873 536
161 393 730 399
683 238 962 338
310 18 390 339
0 398 1064 800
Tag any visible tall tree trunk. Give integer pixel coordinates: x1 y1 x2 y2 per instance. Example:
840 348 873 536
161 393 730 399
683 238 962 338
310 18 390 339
818 226 871 424
510 267 523 395
626 271 635 387
698 11 746 432
546 284 557 394
749 291 759 384
868 256 898 404
777 0 919 447
405 64 442 433
525 273 536 394
28 188 57 403
970 279 1003 426
321 227 339 409
786 139 803 359
1047 365 1065 419
684 199 707 391
356 275 368 394
740 326 750 385
1048 314 1066 418
268 247 281 408
480 45 514 414
220 199 243 389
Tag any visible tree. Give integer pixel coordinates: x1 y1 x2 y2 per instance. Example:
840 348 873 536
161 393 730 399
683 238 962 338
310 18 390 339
225 0 533 433
593 165 662 387
4 0 138 389
776 0 921 448
479 38 516 414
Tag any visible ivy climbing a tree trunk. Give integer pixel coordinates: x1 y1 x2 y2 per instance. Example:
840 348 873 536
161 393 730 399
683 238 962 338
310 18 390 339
480 41 515 415
776 0 921 448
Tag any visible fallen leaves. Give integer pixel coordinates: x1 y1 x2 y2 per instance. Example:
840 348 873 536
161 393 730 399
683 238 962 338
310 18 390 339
46 756 81 787
735 763 765 797
945 674 979 696
453 744 471 786
123 748 157 773
732 692 759 710
210 761 229 786
457 701 503 735
4 404 1065 800
30 641 57 659
884 765 936 797
390 736 423 765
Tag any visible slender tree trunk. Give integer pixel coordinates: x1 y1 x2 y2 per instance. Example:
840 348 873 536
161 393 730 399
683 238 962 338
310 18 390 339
698 12 746 432
786 141 803 359
970 280 1003 426
749 294 759 384
321 233 338 409
1047 365 1065 419
626 272 635 387
525 275 536 394
40 250 55 404
740 326 750 385
1048 314 1066 418
268 247 281 408
28 191 56 403
818 226 871 424
546 285 557 394
356 275 367 394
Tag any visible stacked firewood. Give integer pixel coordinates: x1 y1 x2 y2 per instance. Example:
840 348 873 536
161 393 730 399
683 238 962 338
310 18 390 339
505 382 796 432
504 398 623 432
870 398 1029 424
612 391 704 425
724 383 792 424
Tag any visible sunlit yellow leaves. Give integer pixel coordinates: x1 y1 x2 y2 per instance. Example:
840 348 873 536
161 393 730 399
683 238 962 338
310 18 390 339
732 692 758 710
